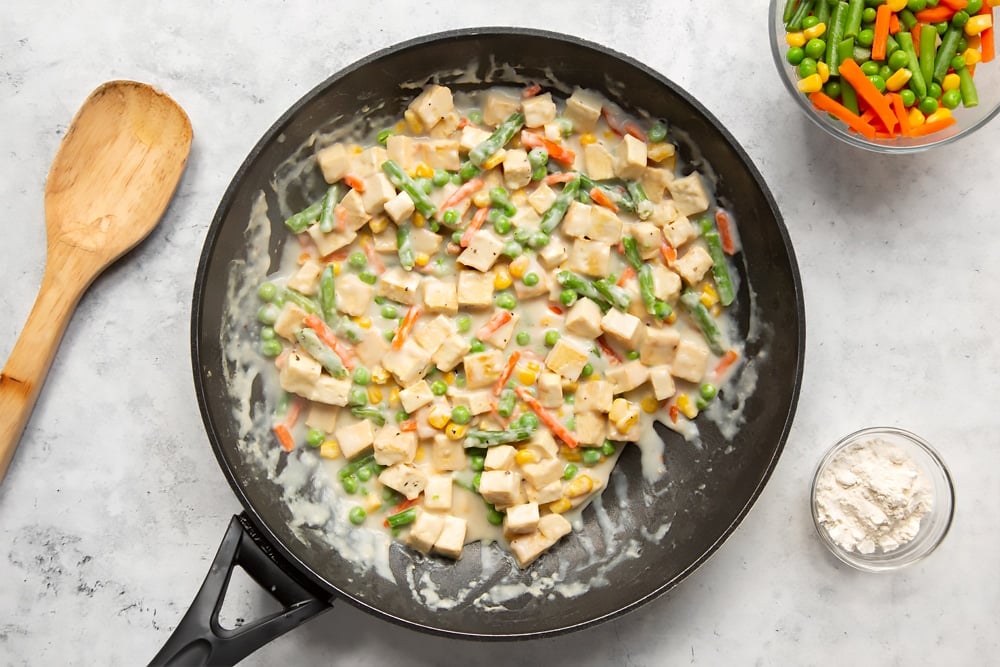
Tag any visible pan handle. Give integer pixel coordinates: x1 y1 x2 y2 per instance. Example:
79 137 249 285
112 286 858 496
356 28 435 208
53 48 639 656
148 514 331 666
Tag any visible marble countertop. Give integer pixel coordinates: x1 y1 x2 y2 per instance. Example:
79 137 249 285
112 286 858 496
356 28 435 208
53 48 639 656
2 1 998 664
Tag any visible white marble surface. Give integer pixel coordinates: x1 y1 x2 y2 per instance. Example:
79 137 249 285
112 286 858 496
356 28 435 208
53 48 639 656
2 1 998 665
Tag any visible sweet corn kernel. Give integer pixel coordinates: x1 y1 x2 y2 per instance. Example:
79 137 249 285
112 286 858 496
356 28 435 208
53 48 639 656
579 132 597 145
677 393 698 419
509 255 531 278
367 386 383 404
364 492 383 514
404 109 423 134
472 188 492 208
388 388 401 407
354 316 372 329
350 144 364 155
414 253 430 267
444 371 456 386
494 267 513 290
561 379 578 393
393 120 406 133
609 397 631 424
368 215 389 234
414 445 426 462
700 284 719 308
942 72 961 92
647 142 676 163
547 498 572 514
612 401 640 433
666 311 677 325
516 363 539 386
412 212 427 229
428 405 451 429
414 162 434 179
560 444 582 462
885 67 913 92
785 31 806 48
482 149 507 170
803 22 826 40
515 449 540 466
926 107 953 125
908 107 927 127
965 14 992 36
332 262 342 276
320 441 341 460
371 366 389 385
886 0 906 11
511 189 528 205
964 47 983 66
565 474 594 498
796 73 824 94
602 130 616 140
640 396 659 414
816 61 830 84
445 422 468 440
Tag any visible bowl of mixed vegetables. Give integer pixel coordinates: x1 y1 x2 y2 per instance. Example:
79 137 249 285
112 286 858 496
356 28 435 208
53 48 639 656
770 0 1000 151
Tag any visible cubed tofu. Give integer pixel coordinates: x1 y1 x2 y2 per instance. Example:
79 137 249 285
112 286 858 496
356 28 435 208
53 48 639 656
519 457 563 488
512 205 541 232
429 112 461 140
462 349 504 389
512 260 549 300
413 314 454 355
447 388 493 416
526 479 563 505
671 338 710 383
360 172 396 214
378 462 428 500
457 230 505 272
306 224 356 257
457 270 495 308
537 237 568 269
522 92 557 128
583 143 615 181
407 509 445 554
432 434 466 472
309 375 351 406
527 182 557 215
567 238 611 277
373 424 418 466
482 90 520 127
561 298 601 340
336 420 376 460
544 338 590 381
608 420 641 443
273 302 309 341
459 125 492 152
338 189 372 231
419 139 460 171
354 327 391 369
502 148 532 190
575 411 607 446
642 166 675 204
421 278 458 314
348 146 387 179
650 199 680 227
666 172 711 217
316 143 350 183
562 201 593 238
629 222 664 260
335 273 374 317
582 206 623 244
399 379 435 413
423 474 454 511
432 333 472 372
305 402 339 433
386 134 418 171
383 191 415 223
662 215 697 248
286 258 324 296
484 444 517 471
564 87 603 133
576 380 613 413
509 532 552 568
409 226 444 257
640 326 680 366
477 469 523 506
279 349 322 398
377 267 421 305
601 308 644 349
382 339 432 386
651 264 682 302
373 225 398 254
674 246 714 286
504 502 540 535
538 512 573 542
542 121 563 142
536 371 564 409
649 365 677 401
606 360 651 394
527 429 559 459
615 134 647 180
482 310 521 350
409 84 455 130
433 515 467 559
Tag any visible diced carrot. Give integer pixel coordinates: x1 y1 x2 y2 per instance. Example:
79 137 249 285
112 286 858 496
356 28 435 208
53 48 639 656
493 351 522 396
391 305 422 350
302 313 358 370
382 496 422 527
982 5 995 62
399 419 418 432
589 187 619 212
439 177 485 214
889 93 912 136
872 4 892 61
714 350 739 377
907 115 958 137
514 387 579 448
660 241 677 266
361 237 384 272
477 310 513 340
838 59 897 132
668 404 679 424
939 0 968 10
597 336 623 365
617 266 636 287
601 106 646 141
334 204 348 231
457 117 472 129
548 305 564 315
889 13 900 34
273 424 296 452
715 208 737 255
520 131 576 166
343 174 365 192
915 6 955 22
460 206 490 248
544 172 578 185
808 91 878 140
522 82 542 98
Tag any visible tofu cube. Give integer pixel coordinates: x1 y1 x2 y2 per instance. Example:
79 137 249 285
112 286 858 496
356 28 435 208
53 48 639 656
605 360 651 394
409 226 444 257
527 182 557 215
286 258 324 296
482 310 521 350
354 327 391 369
504 502 540 535
307 224 356 257
584 206 624 244
456 270 494 310
382 339 432 386
305 402 339 433
671 338 710 383
457 230 505 272
614 134 648 180
399 379 435 413
502 148 532 190
409 85 455 130
378 462 428 500
279 350 322 398
674 246 714 286
575 411 607 446
377 267 422 305
372 225 398 254
336 420 375 460
309 376 351 406
513 260 549 300
565 298 604 339
316 143 350 183
640 326 680 366
383 191 415 223
630 222 664 260
360 172 396 214
432 434 466 472
373 424 418 466
537 513 573 542
661 215 697 248
652 264 682 302
509 532 552 568
421 278 458 314
527 430 559 459
519 457 563 488
335 273 373 317
412 314 453 355
544 338 590 381
537 237 568 269
537 371 563 409
600 308 645 349
429 112 461 140
432 333 472 372
477 469 523 506
447 389 493 416
433 515 467 559
512 204 541 232
584 142 616 181
564 87 603 133
459 125 492 152
567 238 611 277
419 139 460 171
462 349 504 389
272 302 309 341
338 189 372 232
608 420 641 443
484 444 517 471
386 134 418 171
576 380 614 413
526 479 564 505
642 166 675 204
407 509 445 554
649 365 677 401
423 474 454 511
562 201 593 238
522 92 557 128
482 90 520 127
666 172 711 217
348 146 387 179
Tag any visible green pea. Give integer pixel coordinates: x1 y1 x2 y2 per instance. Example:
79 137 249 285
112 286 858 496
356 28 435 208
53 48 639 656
556 117 574 136
860 60 881 76
502 241 523 258
601 440 616 457
517 413 538 430
305 428 325 447
469 340 486 353
341 475 358 494
862 6 877 22
381 305 399 319
456 315 472 333
459 161 479 182
802 15 820 29
951 54 967 72
528 231 550 248
935 21 948 35
927 82 942 100
565 393 575 405
451 405 472 425
879 65 893 81
472 472 482 490
523 272 540 287
512 227 532 244
906 0 926 11
527 147 549 168
486 507 504 526
432 169 451 187
384 329 396 342
431 380 448 396
562 463 578 480
786 46 805 66
496 293 516 310
348 251 367 269
348 388 368 407
468 109 483 124
888 50 910 71
581 448 602 466
257 282 278 302
376 128 393 146
857 29 875 48
260 338 283 357
695 396 710 410
952 10 969 28
653 301 672 319
470 455 485 472
559 289 578 307
647 122 668 143
967 0 982 13
941 88 962 109
443 209 460 226
357 464 374 482
358 271 376 285
699 383 718 401
805 38 826 60
493 215 512 235
257 303 280 325
823 81 843 98
395 410 410 423
626 350 641 361
900 88 917 107
798 58 818 79
353 367 371 386
516 331 530 346
918 95 938 114
564 416 575 431
580 363 594 378
868 75 886 93
260 326 276 341
531 165 547 182
544 330 560 347
349 506 367 525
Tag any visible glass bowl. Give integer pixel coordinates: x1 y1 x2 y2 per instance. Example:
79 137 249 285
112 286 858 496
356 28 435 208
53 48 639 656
769 0 1000 153
810 427 954 572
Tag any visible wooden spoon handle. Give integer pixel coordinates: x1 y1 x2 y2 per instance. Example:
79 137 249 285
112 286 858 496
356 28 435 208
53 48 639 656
0 261 90 481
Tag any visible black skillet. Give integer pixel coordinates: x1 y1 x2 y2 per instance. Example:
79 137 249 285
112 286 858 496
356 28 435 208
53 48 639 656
151 27 804 665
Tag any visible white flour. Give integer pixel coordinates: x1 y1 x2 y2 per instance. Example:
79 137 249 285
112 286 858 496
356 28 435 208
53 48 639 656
814 438 934 555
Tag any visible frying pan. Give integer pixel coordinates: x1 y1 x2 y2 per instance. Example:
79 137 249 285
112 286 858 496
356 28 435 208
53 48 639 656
152 27 804 665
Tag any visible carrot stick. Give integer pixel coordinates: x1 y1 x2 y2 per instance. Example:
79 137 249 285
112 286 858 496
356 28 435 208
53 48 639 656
391 305 422 350
939 0 968 10
616 266 636 287
837 59 897 132
544 172 578 185
343 174 365 192
808 91 878 139
273 424 296 452
382 496 422 527
907 115 958 137
439 177 484 213
597 336 623 365
668 404 679 424
872 4 892 61
889 13 900 34
601 107 646 141
514 387 579 448
715 208 736 255
915 6 955 22
520 131 576 166
889 93 912 136
589 187 619 212
460 206 490 248
493 351 521 396
302 313 358 370
522 82 542 98
660 241 677 266
477 310 513 340
362 237 384 272
982 4 995 62
714 350 740 377
399 419 418 432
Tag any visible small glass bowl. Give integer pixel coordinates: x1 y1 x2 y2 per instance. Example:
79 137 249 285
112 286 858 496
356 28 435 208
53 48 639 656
769 0 1000 153
810 427 955 572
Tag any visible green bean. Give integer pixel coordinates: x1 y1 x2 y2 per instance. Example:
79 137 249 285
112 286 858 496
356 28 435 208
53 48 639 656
555 271 611 310
338 452 377 479
816 0 832 25
386 507 417 529
637 263 658 314
621 236 643 271
626 181 653 220
898 8 918 29
350 407 386 427
295 328 347 378
680 290 725 355
318 184 341 233
932 26 963 84
489 187 517 216
782 0 799 23
885 34 900 57
539 176 582 234
465 426 536 446
497 389 516 418
593 278 632 312
469 112 525 167
579 174 635 213
703 229 736 307
827 4 850 76
896 32 927 98
381 159 437 218
282 288 319 314
958 66 979 108
283 199 322 234
919 21 938 87
787 0 815 31
318 265 336 326
396 223 415 271
844 0 864 38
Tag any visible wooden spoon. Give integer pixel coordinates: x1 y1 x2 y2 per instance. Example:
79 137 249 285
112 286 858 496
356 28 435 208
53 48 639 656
0 80 193 482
